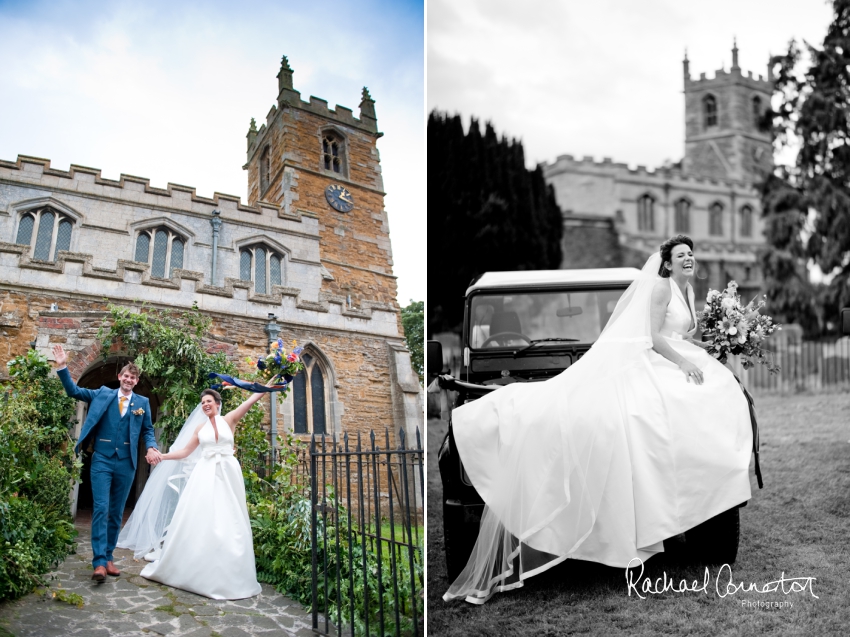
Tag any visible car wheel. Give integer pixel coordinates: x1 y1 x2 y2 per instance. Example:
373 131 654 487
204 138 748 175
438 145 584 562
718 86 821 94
443 499 483 583
685 506 740 564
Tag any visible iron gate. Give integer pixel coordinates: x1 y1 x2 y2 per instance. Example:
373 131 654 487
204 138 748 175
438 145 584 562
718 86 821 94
310 428 424 637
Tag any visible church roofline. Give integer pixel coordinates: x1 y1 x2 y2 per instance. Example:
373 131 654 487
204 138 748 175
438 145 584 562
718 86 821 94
542 153 760 190
0 155 298 221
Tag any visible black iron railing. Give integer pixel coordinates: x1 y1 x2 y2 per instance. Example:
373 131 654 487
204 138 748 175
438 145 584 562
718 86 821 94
310 428 424 637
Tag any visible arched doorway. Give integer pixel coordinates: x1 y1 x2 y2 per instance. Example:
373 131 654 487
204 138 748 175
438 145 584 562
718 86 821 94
72 357 161 522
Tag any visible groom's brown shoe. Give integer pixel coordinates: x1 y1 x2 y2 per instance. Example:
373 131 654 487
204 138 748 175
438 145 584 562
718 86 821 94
106 561 120 576
91 566 107 582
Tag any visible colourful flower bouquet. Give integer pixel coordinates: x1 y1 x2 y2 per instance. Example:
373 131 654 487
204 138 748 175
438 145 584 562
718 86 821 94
208 339 305 396
697 281 780 373
251 338 305 385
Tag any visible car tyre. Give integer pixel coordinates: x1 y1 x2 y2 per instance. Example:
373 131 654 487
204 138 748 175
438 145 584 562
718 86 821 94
685 506 740 564
443 499 483 583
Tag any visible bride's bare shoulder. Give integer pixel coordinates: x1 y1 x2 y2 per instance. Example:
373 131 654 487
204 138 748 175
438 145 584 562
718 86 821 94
651 278 672 303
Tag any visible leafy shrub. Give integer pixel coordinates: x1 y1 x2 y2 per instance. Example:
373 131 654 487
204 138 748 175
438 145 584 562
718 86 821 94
0 350 81 601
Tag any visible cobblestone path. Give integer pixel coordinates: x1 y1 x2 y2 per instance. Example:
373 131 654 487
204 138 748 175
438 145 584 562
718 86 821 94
0 523 315 637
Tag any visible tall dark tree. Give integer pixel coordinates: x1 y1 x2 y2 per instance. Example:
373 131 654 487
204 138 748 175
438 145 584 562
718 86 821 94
764 1 850 333
428 112 563 335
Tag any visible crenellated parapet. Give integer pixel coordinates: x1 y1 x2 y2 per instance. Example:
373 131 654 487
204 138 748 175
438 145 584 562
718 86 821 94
246 56 380 165
542 154 760 191
0 155 302 222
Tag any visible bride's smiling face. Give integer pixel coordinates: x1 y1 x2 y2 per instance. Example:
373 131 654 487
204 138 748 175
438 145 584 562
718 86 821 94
201 394 220 417
666 243 695 279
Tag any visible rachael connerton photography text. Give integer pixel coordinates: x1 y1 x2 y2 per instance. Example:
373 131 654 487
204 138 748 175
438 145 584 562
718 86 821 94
625 559 818 600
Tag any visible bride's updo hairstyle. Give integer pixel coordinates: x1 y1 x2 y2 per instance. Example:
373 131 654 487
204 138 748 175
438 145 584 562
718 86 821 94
200 388 223 405
658 234 694 277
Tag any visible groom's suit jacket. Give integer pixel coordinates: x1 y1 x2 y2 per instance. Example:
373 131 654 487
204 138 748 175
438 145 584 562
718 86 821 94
57 367 157 471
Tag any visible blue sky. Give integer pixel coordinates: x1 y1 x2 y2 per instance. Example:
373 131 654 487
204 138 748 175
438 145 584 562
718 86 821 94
0 0 424 304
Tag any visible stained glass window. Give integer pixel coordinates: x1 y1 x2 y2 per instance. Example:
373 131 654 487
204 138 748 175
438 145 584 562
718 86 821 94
151 229 169 277
270 254 282 287
292 352 327 435
33 210 55 260
135 233 150 262
740 206 753 237
54 219 73 259
310 365 326 434
255 246 267 294
293 372 308 434
709 203 724 236
704 95 717 128
170 239 184 275
637 195 654 232
16 214 34 246
674 200 690 234
240 250 251 281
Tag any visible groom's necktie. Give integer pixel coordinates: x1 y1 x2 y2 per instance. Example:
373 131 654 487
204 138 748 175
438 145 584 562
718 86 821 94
119 396 127 415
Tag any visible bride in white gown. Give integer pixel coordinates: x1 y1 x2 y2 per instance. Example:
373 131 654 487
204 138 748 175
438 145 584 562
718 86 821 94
119 388 264 600
443 235 754 604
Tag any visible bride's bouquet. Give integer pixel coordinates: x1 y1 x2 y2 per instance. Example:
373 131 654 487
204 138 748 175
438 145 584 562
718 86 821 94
252 338 305 384
697 281 781 374
209 339 305 396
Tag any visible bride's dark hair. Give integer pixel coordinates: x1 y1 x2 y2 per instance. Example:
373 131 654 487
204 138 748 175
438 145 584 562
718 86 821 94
658 235 694 278
200 388 223 405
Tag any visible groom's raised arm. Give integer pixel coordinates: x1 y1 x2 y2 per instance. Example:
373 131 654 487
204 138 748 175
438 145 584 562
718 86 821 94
52 344 98 403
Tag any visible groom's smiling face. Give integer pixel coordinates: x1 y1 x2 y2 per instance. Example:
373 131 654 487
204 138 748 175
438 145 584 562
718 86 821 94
117 370 139 394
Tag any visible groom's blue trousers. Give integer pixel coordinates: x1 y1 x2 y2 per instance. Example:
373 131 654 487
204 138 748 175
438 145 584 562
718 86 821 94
90 451 135 568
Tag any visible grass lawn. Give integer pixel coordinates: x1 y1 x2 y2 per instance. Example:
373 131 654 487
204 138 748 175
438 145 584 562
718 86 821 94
426 392 850 636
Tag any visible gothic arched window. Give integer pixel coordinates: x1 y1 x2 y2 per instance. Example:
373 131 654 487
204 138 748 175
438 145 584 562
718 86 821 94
703 94 718 128
239 244 283 294
637 194 655 232
321 130 347 176
293 352 327 435
709 202 724 236
134 227 185 277
752 96 762 128
740 205 753 237
674 199 691 233
16 208 74 262
260 145 271 196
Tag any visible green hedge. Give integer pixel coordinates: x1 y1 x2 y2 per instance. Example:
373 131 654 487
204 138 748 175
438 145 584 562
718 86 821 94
0 350 81 602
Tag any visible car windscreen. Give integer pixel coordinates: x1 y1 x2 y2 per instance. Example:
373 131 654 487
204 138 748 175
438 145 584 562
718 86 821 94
468 288 627 349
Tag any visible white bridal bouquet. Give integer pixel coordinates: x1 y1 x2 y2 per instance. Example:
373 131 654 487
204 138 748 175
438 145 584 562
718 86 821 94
697 281 781 374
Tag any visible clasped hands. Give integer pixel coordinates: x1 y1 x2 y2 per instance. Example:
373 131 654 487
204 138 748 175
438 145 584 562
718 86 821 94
146 447 163 466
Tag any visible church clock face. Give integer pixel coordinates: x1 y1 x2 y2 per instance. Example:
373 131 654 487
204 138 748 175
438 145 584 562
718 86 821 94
325 184 354 213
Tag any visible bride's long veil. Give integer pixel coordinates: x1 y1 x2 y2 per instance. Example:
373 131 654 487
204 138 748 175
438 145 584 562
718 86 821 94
117 404 207 559
443 253 664 603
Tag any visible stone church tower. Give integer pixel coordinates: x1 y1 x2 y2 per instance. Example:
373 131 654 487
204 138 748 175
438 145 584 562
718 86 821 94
243 56 396 311
682 41 773 183
543 42 771 303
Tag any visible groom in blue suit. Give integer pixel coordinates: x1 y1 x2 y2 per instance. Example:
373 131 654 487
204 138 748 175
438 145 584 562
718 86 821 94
52 344 162 582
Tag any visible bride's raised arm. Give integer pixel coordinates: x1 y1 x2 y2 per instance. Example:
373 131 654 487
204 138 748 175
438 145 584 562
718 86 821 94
222 378 277 431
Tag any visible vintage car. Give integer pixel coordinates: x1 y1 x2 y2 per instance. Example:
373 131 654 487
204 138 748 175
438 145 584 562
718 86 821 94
429 268 751 582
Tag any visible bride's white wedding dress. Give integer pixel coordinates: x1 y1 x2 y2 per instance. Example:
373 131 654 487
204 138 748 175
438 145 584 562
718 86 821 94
443 262 753 603
140 416 262 600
